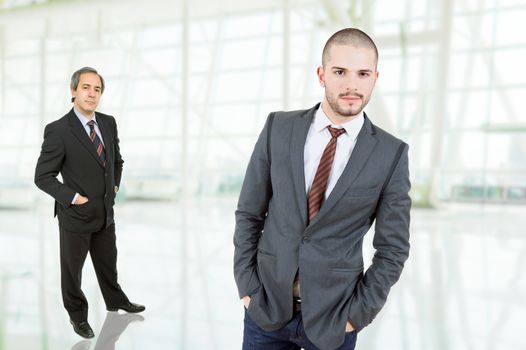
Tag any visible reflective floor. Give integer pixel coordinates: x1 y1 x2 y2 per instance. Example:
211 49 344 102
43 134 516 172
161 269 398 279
0 199 525 350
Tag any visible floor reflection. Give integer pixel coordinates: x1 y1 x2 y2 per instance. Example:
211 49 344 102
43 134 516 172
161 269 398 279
69 312 144 350
71 340 91 350
0 199 525 349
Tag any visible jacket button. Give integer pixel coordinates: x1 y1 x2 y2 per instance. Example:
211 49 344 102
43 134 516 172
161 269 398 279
104 194 107 198
302 237 310 243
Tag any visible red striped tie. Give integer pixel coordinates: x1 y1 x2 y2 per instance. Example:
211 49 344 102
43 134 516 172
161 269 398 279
87 120 106 166
307 126 346 222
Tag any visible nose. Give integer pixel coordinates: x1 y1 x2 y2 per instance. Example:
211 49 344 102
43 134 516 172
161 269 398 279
345 74 359 91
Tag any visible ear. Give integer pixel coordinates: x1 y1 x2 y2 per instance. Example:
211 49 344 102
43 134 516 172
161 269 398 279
317 66 325 87
372 70 379 88
70 88 76 103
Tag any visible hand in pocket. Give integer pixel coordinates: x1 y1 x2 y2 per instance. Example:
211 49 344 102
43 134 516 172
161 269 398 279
74 195 89 205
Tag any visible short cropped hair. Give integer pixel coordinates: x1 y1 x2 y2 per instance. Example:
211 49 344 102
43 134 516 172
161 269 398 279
322 28 378 68
70 67 105 102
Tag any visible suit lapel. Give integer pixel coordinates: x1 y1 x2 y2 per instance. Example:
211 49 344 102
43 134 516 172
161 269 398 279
308 115 378 227
96 113 113 166
290 104 318 226
68 109 105 168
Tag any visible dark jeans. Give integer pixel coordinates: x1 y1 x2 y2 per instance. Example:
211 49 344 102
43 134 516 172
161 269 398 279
242 309 357 350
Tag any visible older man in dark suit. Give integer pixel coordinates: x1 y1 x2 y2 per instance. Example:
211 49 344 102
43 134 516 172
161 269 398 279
35 67 144 339
234 28 411 349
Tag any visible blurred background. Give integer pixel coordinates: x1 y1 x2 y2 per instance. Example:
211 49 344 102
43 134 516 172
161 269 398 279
0 0 525 349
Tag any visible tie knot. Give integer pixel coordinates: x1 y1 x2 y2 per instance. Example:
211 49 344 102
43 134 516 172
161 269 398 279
87 120 95 129
328 126 346 139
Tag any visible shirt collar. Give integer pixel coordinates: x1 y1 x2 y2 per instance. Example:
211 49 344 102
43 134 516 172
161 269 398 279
314 104 365 141
73 107 97 126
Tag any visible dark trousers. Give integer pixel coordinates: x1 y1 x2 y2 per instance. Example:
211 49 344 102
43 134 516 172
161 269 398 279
59 223 129 322
242 309 357 350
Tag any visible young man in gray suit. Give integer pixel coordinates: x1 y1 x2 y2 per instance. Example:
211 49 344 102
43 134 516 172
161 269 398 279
234 28 411 349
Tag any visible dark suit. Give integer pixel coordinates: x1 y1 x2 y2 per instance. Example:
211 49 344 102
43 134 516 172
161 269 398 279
35 108 129 322
234 104 411 349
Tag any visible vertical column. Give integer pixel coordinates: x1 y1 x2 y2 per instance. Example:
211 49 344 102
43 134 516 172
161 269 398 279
282 0 290 110
429 4 452 350
180 0 189 348
181 2 189 198
0 25 4 117
428 0 453 206
38 19 50 350
481 0 499 201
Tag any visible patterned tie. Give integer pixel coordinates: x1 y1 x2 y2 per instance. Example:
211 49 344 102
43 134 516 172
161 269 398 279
87 120 106 166
307 126 346 222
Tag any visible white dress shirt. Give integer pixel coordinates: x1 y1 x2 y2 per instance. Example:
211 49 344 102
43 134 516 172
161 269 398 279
73 108 104 146
304 105 364 198
71 108 105 204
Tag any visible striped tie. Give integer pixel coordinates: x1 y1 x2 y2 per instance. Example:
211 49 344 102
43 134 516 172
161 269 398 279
87 120 106 166
307 126 346 222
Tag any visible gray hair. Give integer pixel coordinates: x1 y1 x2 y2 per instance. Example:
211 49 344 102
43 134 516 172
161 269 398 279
70 67 105 102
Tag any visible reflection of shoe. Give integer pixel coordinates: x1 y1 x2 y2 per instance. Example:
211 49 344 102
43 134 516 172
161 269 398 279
94 312 145 349
71 340 91 350
70 320 95 339
106 302 145 313
107 312 145 324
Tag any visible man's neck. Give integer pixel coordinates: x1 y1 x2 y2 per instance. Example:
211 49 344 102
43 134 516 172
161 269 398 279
73 106 95 120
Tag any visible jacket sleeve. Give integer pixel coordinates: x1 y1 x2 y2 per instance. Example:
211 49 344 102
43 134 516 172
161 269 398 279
233 114 274 299
348 144 411 331
34 124 76 206
112 117 124 188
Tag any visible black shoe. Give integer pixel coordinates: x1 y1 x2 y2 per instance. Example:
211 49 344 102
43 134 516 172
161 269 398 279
70 320 95 339
106 302 145 313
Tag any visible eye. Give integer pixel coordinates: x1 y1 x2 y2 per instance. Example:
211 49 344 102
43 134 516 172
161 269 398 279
359 72 371 77
334 69 345 76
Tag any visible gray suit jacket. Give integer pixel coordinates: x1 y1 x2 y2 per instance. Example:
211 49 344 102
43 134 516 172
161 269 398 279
233 103 411 350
